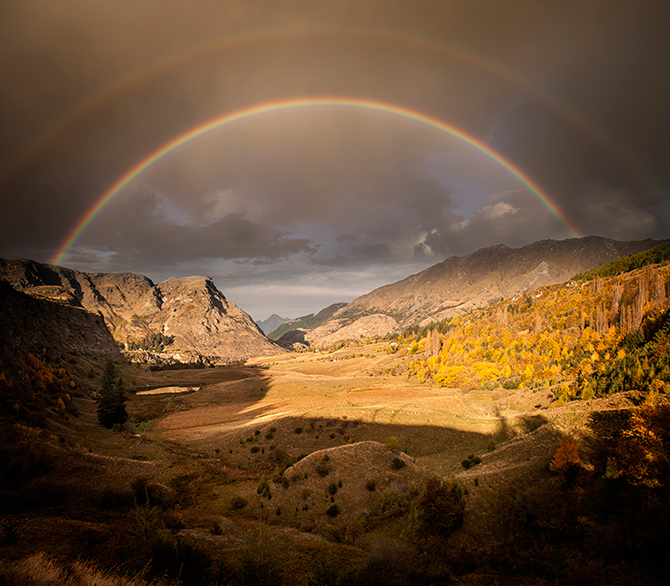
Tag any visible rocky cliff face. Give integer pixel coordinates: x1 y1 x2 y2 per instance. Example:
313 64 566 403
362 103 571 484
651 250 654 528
0 259 282 362
0 281 122 361
292 236 666 346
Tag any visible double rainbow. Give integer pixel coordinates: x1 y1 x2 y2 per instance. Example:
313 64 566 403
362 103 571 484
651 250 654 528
50 97 581 266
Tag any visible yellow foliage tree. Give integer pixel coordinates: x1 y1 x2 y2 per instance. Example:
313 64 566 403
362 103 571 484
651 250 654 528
615 407 668 486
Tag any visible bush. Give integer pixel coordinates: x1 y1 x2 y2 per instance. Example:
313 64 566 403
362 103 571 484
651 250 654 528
326 504 340 518
0 518 21 545
461 454 481 469
237 524 284 586
386 436 400 451
365 479 377 492
149 534 212 585
315 454 330 477
390 457 406 470
230 495 248 510
99 486 134 509
378 487 411 519
416 477 465 538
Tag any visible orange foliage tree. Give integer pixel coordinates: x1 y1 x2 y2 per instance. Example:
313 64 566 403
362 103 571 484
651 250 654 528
549 436 580 472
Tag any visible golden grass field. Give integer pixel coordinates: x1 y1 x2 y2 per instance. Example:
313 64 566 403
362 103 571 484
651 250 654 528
0 341 647 585
110 343 627 544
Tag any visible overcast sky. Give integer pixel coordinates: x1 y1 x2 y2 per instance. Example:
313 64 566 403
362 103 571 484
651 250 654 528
1 0 669 320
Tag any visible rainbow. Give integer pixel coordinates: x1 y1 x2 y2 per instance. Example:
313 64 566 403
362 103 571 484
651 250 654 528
3 26 660 199
50 97 581 266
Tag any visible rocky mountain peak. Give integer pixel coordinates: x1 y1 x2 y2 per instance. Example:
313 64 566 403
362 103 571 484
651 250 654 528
0 259 281 363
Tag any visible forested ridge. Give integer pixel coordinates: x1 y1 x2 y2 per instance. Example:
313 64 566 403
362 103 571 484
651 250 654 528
387 244 670 406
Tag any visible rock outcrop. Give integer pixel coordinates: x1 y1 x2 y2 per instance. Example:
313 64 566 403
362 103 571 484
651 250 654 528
0 259 282 362
0 281 122 361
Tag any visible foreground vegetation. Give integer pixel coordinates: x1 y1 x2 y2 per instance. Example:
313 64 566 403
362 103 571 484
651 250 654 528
2 246 670 584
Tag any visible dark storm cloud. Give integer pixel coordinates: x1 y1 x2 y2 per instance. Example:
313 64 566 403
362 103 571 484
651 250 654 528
75 189 316 270
1 0 669 317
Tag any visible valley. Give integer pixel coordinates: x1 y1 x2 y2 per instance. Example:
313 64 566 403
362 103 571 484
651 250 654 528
2 241 670 585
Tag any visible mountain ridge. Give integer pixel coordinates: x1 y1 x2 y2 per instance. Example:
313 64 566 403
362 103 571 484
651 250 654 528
281 236 667 347
0 258 282 363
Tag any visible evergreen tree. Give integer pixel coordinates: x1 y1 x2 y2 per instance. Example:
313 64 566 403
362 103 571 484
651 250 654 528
96 361 128 428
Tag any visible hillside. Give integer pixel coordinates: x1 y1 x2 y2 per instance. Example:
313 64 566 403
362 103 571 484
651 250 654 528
284 236 665 347
0 258 282 363
1 245 670 585
272 302 348 342
387 242 670 403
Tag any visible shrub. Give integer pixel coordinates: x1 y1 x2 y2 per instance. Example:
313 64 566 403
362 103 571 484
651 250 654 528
294 427 303 434
267 447 289 466
390 457 406 470
326 504 340 518
237 524 284 586
549 436 580 473
378 487 411 519
327 482 338 496
257 477 272 499
315 454 330 477
365 479 377 491
99 486 134 509
21 478 66 508
461 454 482 469
230 495 248 510
417 477 465 538
250 446 260 454
0 518 21 545
149 534 212 584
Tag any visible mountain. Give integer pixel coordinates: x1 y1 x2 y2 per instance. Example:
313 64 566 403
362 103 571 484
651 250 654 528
255 313 292 335
283 236 667 347
0 259 282 363
0 280 121 362
271 302 348 343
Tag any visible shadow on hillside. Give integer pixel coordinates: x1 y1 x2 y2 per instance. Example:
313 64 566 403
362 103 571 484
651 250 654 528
127 364 276 428
493 407 549 443
132 365 558 475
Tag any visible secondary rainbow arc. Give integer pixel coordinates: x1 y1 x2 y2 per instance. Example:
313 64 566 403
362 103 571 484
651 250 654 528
50 97 581 266
4 25 660 201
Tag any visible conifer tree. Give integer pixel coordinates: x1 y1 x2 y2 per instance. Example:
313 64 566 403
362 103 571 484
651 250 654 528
96 361 128 428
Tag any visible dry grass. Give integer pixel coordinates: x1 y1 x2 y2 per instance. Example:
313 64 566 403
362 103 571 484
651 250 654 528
2 344 638 584
0 553 167 586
